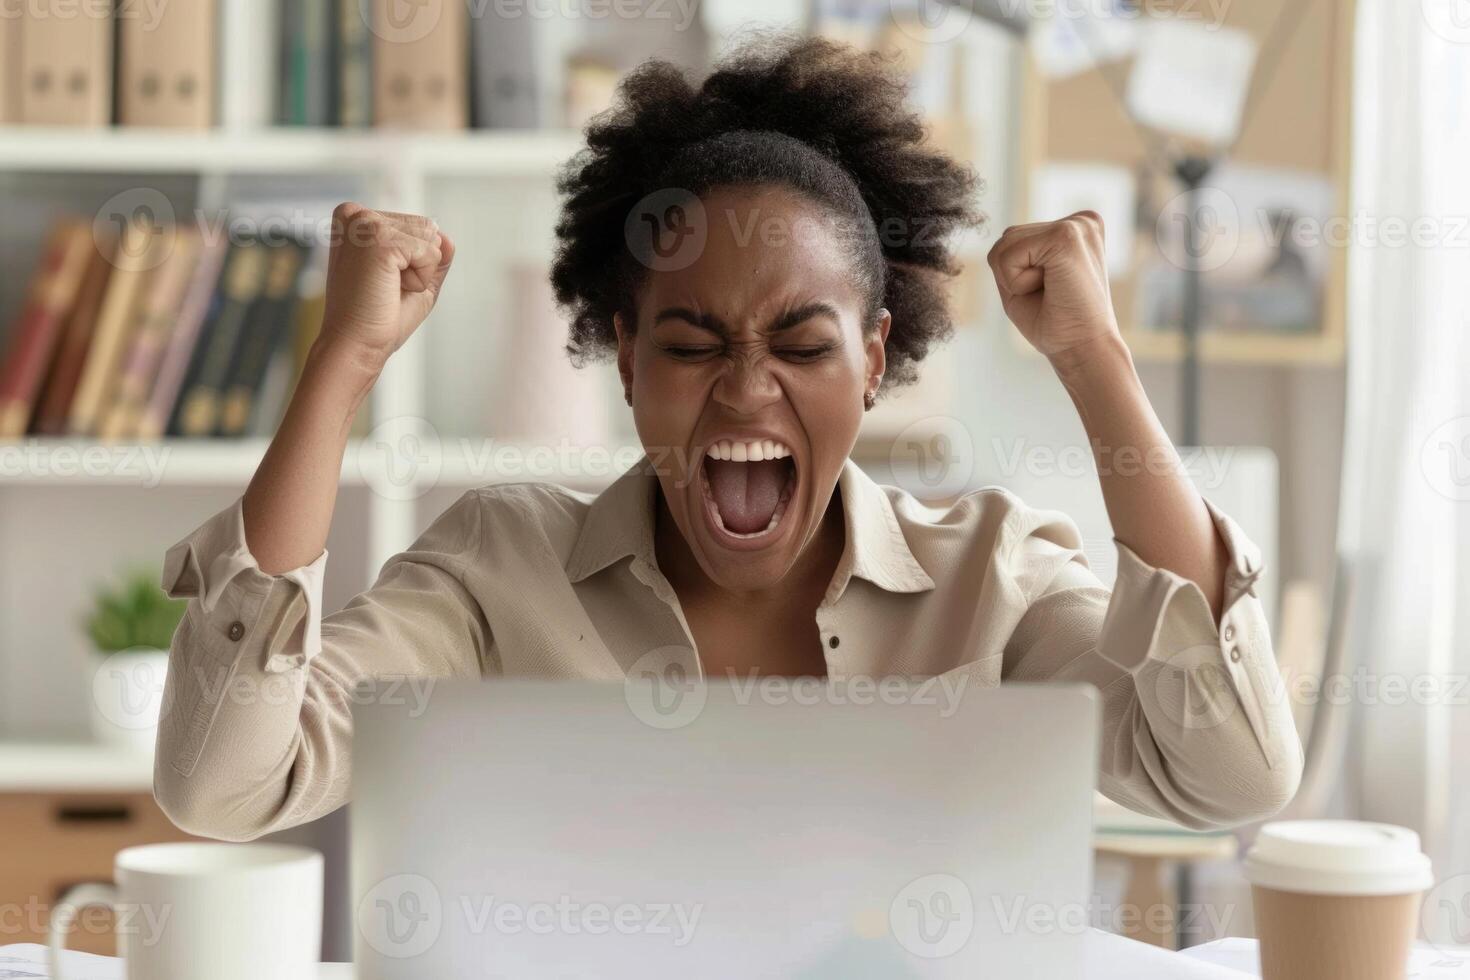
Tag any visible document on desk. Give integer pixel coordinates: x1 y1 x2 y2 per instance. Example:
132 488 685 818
0 944 116 979
0 946 355 980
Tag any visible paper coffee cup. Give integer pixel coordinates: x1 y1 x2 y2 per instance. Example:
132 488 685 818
1245 820 1433 980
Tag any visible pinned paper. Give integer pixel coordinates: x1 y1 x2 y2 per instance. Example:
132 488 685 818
1029 2 1138 80
1030 163 1138 278
1125 20 1258 146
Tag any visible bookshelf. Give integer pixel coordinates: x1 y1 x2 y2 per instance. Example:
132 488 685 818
0 126 595 566
0 121 625 737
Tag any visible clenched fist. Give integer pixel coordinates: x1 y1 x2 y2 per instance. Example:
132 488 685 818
987 211 1119 364
319 202 456 372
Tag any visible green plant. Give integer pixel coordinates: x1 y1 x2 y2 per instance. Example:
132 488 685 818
85 570 188 654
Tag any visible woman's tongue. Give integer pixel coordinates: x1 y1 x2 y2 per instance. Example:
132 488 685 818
705 459 785 534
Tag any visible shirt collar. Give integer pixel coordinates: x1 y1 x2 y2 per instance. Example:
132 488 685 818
565 455 935 597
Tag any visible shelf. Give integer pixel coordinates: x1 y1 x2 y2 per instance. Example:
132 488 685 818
1009 327 1346 366
0 438 314 486
1120 329 1346 366
0 438 644 490
0 127 584 177
0 742 155 793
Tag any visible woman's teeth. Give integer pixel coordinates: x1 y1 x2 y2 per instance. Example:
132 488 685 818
705 439 792 462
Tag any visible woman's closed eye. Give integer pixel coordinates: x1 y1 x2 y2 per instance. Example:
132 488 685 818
661 344 722 361
658 342 838 362
773 343 837 362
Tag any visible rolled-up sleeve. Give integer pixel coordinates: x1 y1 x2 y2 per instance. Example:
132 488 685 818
154 492 491 842
162 501 327 672
1003 498 1303 830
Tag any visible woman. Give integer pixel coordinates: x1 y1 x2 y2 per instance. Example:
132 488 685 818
156 37 1300 841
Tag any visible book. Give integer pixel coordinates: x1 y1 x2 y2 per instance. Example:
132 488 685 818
219 0 279 128
248 344 294 438
67 219 171 435
32 238 115 436
173 242 269 437
19 1 113 125
338 0 373 127
118 0 217 128
279 0 335 125
372 0 468 129
277 0 300 123
0 222 95 438
137 235 229 440
98 228 205 440
470 3 540 128
292 243 329 375
218 241 307 436
249 243 328 438
0 9 19 123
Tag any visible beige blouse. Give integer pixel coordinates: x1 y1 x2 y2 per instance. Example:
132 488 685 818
155 455 1302 841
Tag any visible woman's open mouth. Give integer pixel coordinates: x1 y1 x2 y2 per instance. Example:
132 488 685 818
699 438 799 548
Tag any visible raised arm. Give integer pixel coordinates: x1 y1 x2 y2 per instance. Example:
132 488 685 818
987 212 1301 827
154 205 489 841
987 211 1228 619
244 203 454 572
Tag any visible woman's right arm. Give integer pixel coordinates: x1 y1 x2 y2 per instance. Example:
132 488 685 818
153 205 490 841
244 203 452 573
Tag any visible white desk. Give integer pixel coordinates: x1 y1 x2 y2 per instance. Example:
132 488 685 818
3 933 1258 979
1182 937 1470 978
0 742 155 793
17 935 1470 978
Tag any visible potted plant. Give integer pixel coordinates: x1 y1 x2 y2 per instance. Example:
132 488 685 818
84 570 187 751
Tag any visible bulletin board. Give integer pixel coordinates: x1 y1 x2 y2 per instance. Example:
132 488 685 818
1018 0 1355 365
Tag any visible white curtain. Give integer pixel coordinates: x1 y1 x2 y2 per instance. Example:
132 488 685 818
1339 0 1470 930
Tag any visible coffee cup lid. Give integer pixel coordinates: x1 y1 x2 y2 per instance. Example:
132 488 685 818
1244 820 1434 896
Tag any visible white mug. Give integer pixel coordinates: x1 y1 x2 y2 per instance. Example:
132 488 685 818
48 842 323 980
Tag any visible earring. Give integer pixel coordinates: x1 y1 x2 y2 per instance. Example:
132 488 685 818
863 374 882 411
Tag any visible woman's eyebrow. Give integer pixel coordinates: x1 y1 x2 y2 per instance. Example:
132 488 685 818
653 307 721 333
652 302 841 336
770 302 841 333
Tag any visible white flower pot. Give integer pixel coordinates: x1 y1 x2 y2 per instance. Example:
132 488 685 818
89 647 171 753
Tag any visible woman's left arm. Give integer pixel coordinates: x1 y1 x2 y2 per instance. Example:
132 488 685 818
988 211 1227 619
987 211 1302 828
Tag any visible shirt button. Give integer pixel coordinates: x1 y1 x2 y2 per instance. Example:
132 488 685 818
1229 647 1241 663
1223 624 1236 642
227 621 245 642
828 635 840 649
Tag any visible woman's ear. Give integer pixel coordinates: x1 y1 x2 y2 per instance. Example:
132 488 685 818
613 311 635 403
865 308 891 394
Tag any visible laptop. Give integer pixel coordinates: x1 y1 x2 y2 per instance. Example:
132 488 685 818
351 677 1099 978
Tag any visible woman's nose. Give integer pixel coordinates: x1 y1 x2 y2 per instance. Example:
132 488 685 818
711 354 782 415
